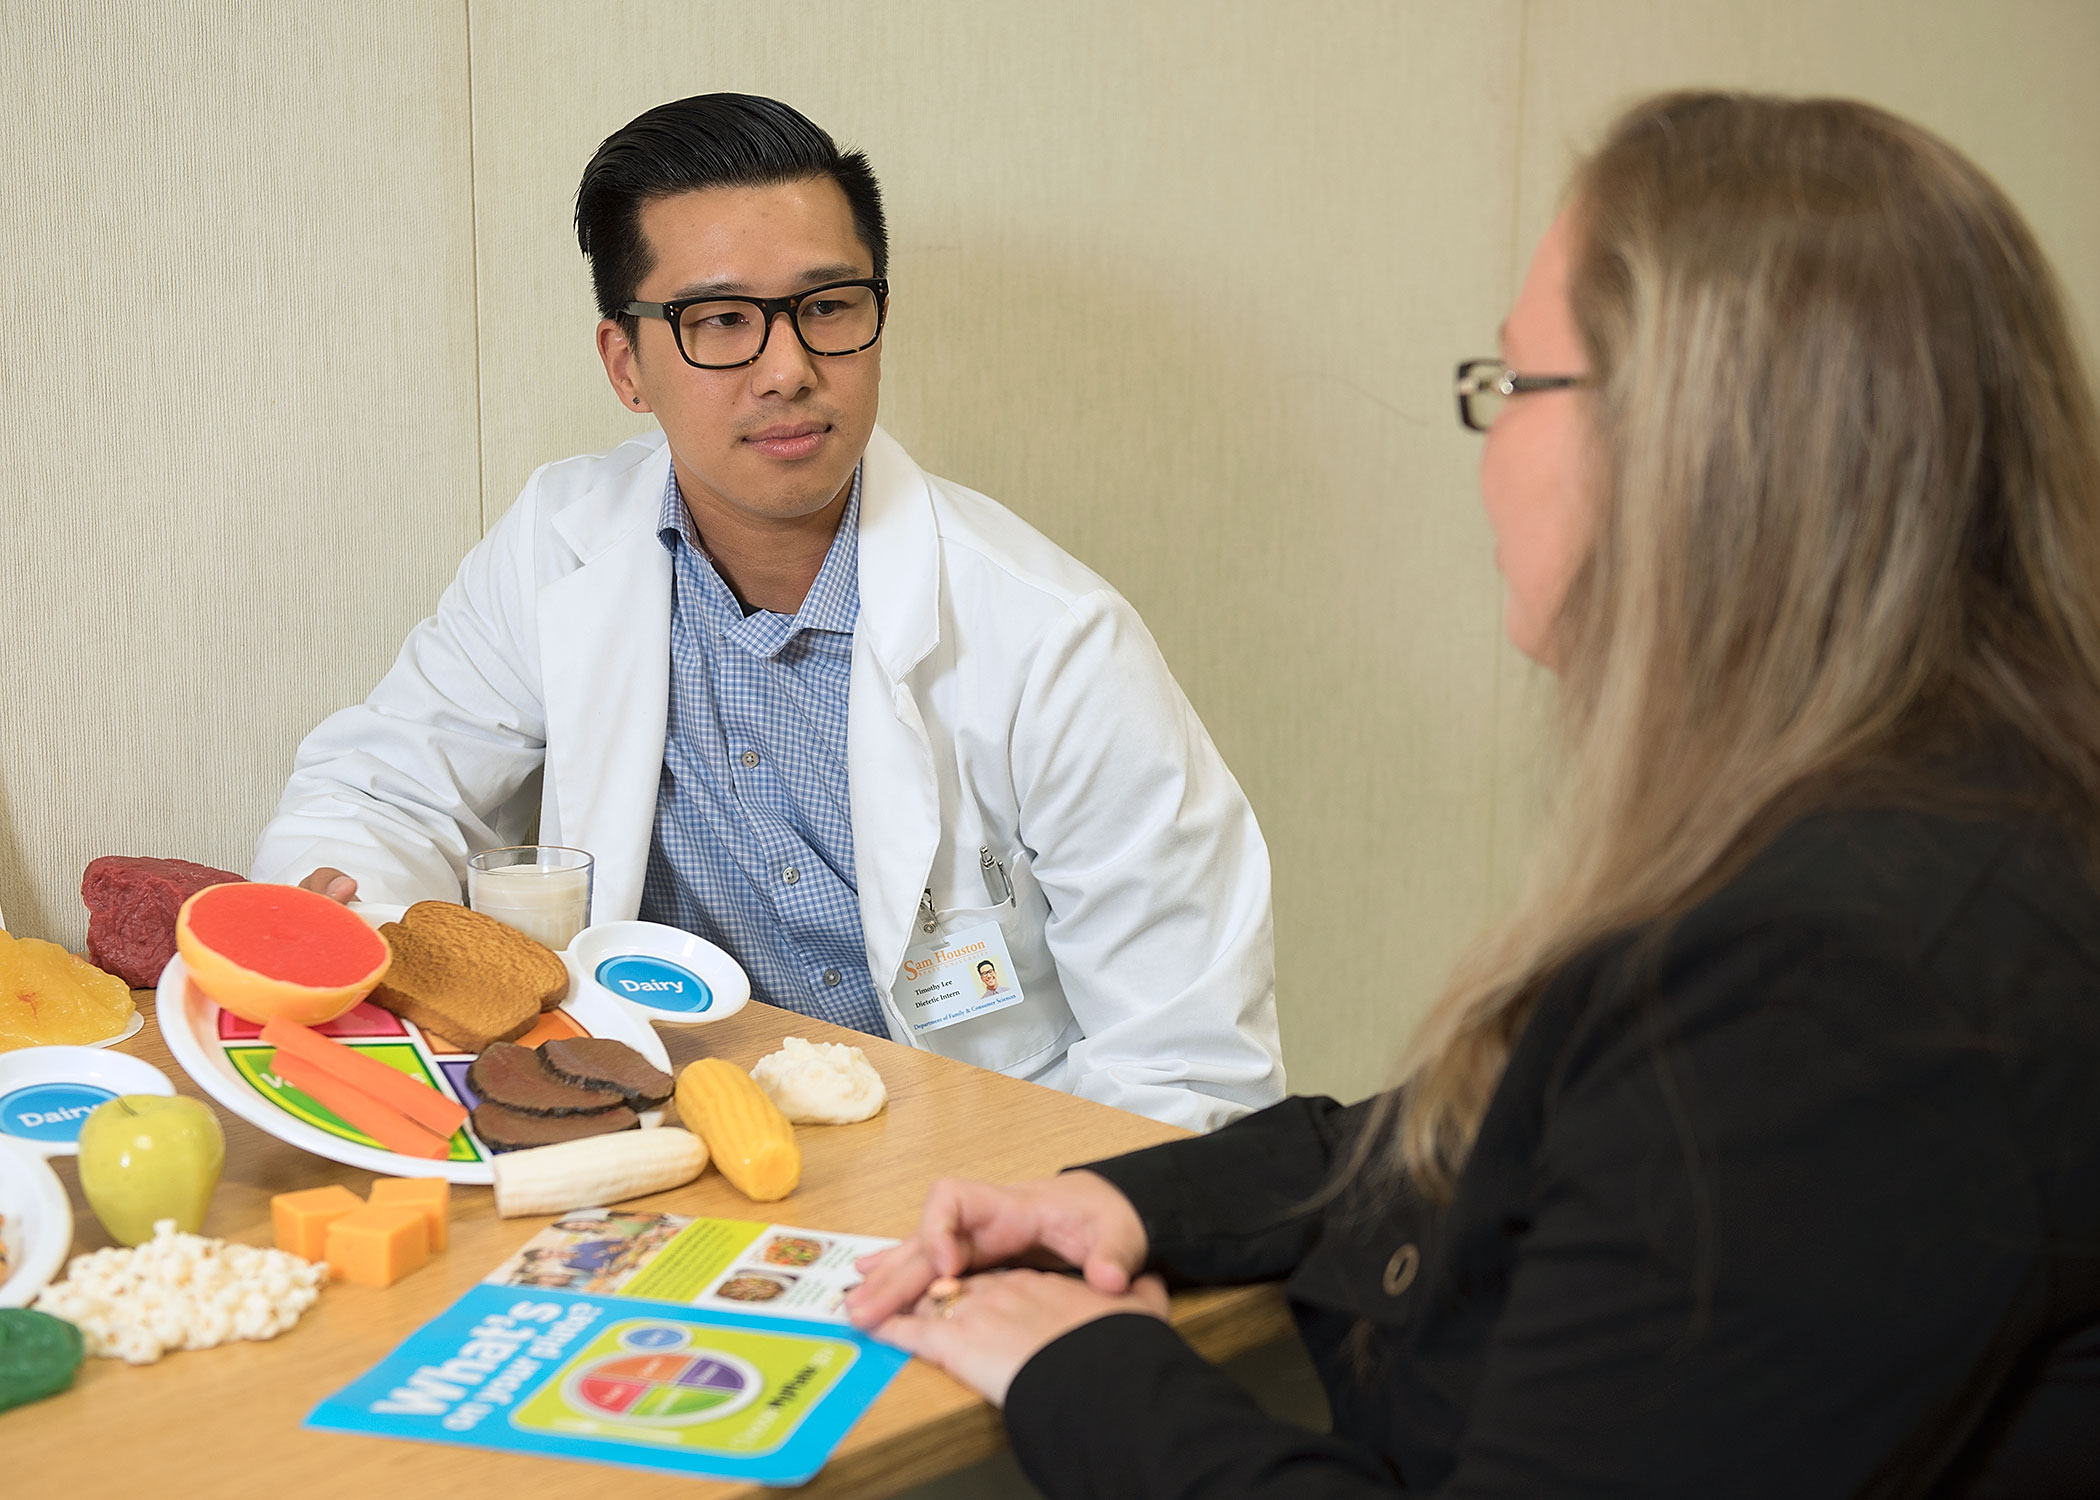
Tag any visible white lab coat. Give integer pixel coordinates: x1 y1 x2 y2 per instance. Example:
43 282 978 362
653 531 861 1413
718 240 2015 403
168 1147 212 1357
254 426 1283 1129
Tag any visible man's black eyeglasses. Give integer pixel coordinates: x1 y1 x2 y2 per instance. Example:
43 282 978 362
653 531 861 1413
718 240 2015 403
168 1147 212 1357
625 278 890 370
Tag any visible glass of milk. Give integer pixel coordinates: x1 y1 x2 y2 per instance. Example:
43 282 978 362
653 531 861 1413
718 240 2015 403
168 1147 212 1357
466 845 594 950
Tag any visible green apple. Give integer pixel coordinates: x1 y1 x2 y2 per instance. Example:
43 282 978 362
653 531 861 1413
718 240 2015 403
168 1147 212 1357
76 1095 225 1246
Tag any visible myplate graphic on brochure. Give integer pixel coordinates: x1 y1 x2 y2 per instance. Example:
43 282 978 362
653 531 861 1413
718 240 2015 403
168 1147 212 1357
520 1317 857 1452
559 1330 764 1426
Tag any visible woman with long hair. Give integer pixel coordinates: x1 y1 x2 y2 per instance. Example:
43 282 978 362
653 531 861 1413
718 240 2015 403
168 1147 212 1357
847 91 2100 1497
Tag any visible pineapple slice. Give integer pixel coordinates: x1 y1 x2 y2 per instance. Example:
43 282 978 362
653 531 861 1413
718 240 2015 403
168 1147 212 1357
0 931 137 1051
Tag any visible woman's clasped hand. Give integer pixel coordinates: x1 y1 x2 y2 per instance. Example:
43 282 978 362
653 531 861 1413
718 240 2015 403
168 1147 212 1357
845 1172 1164 1406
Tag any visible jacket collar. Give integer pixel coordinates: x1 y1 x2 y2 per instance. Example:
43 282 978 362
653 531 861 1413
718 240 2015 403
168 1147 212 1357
550 434 670 565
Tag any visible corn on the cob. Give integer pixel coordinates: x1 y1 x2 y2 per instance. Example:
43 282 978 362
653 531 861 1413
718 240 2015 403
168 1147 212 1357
674 1059 801 1202
491 1126 708 1218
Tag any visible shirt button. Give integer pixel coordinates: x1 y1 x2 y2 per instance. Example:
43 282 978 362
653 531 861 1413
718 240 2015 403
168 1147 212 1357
823 969 841 987
741 750 759 768
782 867 800 885
1382 1243 1420 1298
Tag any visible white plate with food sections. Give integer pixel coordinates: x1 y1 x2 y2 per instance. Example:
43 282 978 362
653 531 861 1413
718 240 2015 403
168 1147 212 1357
567 921 751 1026
156 905 673 1185
0 1134 73 1307
0 1046 176 1157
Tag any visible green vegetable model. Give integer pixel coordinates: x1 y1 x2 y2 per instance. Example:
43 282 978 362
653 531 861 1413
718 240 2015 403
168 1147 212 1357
0 1308 85 1412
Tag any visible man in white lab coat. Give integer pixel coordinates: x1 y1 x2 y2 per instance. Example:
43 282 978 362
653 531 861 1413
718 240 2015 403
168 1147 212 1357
253 94 1282 1130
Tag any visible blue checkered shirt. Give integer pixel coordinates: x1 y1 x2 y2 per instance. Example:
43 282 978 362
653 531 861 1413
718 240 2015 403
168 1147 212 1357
636 464 886 1034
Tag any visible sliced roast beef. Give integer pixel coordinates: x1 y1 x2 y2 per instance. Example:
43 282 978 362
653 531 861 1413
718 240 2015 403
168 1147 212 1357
538 1038 674 1110
471 1099 638 1153
466 1041 625 1116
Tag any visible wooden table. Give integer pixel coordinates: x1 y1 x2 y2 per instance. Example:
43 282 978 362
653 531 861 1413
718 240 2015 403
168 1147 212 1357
8 991 1290 1497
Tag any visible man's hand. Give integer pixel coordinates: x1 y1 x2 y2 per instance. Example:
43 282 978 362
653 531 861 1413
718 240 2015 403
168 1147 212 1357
844 1172 1148 1329
298 868 359 904
869 1267 1170 1407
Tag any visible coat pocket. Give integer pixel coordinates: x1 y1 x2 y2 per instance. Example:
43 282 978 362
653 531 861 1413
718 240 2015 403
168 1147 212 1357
891 886 1071 1076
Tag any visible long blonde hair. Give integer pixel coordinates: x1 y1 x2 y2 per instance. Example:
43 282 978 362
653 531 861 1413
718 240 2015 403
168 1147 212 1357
1390 92 2100 1199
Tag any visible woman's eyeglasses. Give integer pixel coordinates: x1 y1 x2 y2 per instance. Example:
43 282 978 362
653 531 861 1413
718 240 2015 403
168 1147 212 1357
1454 358 1589 432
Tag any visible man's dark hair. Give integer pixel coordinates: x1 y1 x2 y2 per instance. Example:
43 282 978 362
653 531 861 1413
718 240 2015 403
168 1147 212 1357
575 93 886 343
977 960 996 973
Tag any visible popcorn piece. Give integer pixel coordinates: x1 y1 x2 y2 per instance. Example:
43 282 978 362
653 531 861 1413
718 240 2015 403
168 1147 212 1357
31 1220 326 1364
750 1036 887 1124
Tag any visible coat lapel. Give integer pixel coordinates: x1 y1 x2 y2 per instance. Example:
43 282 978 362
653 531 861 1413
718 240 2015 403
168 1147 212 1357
539 442 674 923
849 427 944 997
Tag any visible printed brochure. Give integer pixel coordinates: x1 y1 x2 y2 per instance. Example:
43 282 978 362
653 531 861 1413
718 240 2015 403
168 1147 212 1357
308 1212 908 1486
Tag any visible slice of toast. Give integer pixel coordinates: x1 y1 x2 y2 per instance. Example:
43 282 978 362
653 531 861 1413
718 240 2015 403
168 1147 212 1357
367 901 569 1053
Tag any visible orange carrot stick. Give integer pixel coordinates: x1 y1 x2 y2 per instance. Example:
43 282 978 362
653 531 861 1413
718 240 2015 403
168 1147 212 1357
260 1017 468 1137
271 1049 452 1160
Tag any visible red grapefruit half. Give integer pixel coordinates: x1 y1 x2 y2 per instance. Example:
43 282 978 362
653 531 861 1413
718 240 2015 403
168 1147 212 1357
175 883 391 1026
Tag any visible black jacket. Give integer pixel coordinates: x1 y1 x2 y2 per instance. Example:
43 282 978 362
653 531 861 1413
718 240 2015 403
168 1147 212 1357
1004 798 2100 1498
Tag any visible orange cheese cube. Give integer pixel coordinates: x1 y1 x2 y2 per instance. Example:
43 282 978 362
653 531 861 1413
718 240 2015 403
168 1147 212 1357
368 1176 451 1252
271 1184 366 1262
325 1203 431 1286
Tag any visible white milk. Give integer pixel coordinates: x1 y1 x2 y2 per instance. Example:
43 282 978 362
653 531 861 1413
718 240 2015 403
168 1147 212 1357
468 861 591 950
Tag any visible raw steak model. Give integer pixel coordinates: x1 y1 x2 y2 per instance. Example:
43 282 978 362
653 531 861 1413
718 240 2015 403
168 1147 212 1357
81 856 246 988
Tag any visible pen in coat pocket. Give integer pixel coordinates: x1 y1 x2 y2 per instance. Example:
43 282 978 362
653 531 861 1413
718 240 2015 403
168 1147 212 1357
981 845 1015 906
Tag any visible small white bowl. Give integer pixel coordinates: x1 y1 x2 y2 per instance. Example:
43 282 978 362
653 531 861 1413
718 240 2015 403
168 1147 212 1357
569 922 751 1025
0 1135 73 1307
0 1046 176 1157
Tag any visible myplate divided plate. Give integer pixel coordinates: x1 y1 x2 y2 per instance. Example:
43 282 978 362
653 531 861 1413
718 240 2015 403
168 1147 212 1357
156 905 671 1185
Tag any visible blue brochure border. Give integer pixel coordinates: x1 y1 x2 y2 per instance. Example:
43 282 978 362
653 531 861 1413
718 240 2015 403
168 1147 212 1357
306 1285 910 1486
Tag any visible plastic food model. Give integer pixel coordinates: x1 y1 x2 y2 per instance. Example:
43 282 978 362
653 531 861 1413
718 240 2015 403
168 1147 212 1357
0 1307 83 1410
0 931 136 1051
80 855 247 989
674 1060 801 1202
749 1037 887 1124
76 1095 225 1245
33 1221 325 1364
174 882 391 1027
272 1178 454 1286
491 1128 708 1218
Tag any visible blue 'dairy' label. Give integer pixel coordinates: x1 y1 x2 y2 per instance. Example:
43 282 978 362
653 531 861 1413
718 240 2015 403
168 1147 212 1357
596 955 714 1013
0 1081 115 1142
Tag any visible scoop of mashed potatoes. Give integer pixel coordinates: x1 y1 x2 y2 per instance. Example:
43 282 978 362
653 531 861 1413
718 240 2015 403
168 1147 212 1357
750 1037 887 1124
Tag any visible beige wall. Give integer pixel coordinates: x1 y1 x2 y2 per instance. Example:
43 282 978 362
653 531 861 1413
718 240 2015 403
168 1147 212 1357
6 3 2096 1103
0 5 481 938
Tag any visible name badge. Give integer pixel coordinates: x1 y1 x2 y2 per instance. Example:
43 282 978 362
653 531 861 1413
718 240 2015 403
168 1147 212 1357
890 920 1025 1036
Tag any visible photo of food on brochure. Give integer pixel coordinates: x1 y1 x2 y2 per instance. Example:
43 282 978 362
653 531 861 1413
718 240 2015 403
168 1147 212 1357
482 1208 895 1321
